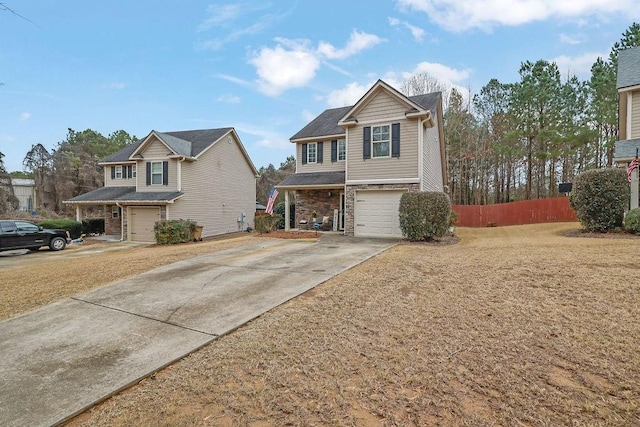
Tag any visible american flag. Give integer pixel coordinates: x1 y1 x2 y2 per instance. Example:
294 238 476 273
627 158 639 184
266 186 279 216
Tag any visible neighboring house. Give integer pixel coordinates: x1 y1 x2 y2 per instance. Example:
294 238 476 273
11 178 36 212
277 79 447 238
613 46 640 209
65 128 257 242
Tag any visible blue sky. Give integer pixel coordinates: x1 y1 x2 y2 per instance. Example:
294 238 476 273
1 0 638 173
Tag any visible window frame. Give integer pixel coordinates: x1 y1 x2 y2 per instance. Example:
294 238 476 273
112 206 120 219
132 164 137 178
307 142 317 164
337 139 346 161
150 161 163 185
114 165 123 179
371 124 391 158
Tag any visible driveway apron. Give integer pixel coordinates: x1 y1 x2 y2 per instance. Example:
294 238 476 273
0 235 396 427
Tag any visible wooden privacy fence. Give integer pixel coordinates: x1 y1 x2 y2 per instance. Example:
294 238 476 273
452 197 578 227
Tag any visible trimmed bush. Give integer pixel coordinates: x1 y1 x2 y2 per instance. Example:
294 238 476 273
255 212 280 233
273 201 295 229
625 207 640 234
153 219 197 244
81 218 105 235
399 191 451 241
38 219 82 239
569 168 629 232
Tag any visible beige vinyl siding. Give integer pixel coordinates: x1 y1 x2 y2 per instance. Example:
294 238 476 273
422 119 444 191
632 90 640 139
352 90 409 122
296 140 346 173
104 164 137 187
347 119 419 181
141 138 172 157
136 138 179 191
169 135 256 237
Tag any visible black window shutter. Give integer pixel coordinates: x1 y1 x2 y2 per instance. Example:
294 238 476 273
331 140 337 162
162 161 169 186
392 123 400 157
363 127 371 159
302 144 308 165
111 166 115 179
317 142 323 164
146 162 151 185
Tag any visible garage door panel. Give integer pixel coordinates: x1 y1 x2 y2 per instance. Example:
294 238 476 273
354 190 405 238
130 207 160 242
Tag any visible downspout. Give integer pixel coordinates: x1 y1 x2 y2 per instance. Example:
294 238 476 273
116 202 124 241
177 157 186 191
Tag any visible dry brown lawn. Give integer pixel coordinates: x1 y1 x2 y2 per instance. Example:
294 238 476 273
5 223 640 426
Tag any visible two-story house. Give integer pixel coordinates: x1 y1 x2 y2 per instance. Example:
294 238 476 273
613 46 640 209
65 128 257 242
277 79 447 238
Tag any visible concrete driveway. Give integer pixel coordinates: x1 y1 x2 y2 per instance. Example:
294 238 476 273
0 235 396 427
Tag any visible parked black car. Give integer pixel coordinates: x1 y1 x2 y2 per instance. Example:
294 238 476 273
0 220 71 252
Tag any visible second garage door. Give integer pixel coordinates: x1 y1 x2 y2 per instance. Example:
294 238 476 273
354 190 406 238
129 207 161 242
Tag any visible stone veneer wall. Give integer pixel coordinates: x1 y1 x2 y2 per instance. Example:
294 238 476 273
295 190 341 230
344 183 420 236
104 205 121 237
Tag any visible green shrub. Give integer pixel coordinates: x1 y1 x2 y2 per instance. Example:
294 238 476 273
625 207 640 234
399 191 451 241
255 213 280 233
81 218 105 234
569 168 629 232
273 201 295 229
153 219 197 244
38 219 82 239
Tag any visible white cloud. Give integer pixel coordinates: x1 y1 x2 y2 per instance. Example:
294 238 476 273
388 17 426 42
250 44 320 96
19 112 31 121
236 123 290 150
559 32 585 45
552 51 607 79
198 4 244 31
396 0 640 32
216 74 253 88
317 30 384 59
326 82 371 107
302 109 317 122
409 61 471 83
217 94 241 104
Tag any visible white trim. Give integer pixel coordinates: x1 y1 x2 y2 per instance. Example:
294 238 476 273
131 131 176 158
114 165 123 179
337 138 346 162
418 119 424 190
346 177 420 185
150 161 164 185
628 92 633 139
307 141 318 164
620 84 640 92
356 115 409 126
292 133 345 143
371 124 391 159
345 127 349 180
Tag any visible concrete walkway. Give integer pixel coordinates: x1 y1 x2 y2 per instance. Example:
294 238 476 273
0 235 396 427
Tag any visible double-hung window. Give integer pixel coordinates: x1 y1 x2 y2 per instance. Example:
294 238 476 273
337 139 346 161
132 165 137 178
114 165 123 179
307 142 317 164
151 161 163 185
372 125 390 158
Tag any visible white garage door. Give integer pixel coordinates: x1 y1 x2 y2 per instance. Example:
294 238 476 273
354 190 406 238
129 207 160 242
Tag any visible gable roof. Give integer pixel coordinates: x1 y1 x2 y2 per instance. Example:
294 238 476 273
290 80 441 141
617 46 640 89
65 186 184 204
99 128 257 175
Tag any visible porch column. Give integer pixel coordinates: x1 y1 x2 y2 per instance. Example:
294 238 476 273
75 205 81 222
632 167 639 210
284 190 290 231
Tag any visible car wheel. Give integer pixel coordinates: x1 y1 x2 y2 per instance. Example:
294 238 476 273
49 237 67 251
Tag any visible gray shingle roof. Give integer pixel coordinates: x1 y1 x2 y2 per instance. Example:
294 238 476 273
100 128 233 163
277 171 345 188
614 138 640 160
65 186 183 204
290 92 441 141
617 46 640 89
